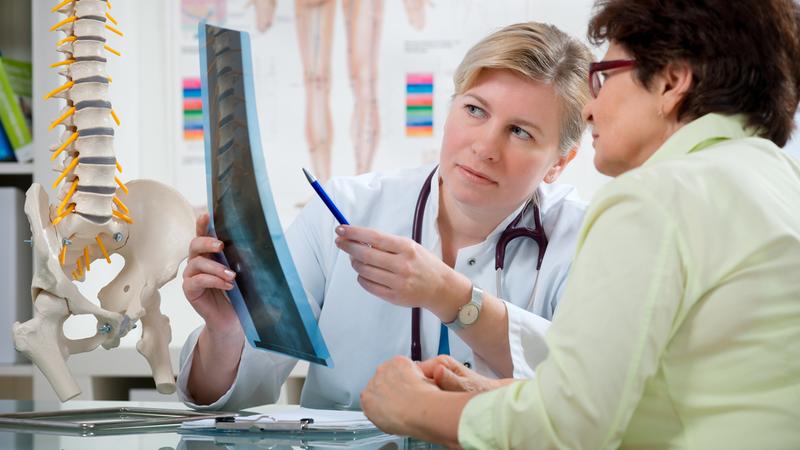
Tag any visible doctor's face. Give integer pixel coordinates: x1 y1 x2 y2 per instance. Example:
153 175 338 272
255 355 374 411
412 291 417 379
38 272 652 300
439 69 571 216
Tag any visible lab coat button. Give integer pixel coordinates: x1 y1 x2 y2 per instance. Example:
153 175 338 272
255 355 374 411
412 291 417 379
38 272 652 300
464 361 472 369
467 258 476 266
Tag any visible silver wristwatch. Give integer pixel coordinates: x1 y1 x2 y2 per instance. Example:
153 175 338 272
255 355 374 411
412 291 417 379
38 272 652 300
445 285 484 330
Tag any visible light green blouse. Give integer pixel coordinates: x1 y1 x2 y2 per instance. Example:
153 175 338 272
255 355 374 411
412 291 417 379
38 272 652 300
459 114 800 449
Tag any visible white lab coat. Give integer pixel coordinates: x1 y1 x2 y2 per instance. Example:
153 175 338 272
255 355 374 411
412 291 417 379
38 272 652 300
178 164 587 410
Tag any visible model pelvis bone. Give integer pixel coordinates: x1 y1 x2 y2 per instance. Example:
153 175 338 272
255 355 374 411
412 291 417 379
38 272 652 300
12 0 196 401
13 180 194 401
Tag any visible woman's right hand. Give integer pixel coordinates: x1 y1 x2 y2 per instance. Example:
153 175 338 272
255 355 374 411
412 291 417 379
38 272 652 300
182 213 240 336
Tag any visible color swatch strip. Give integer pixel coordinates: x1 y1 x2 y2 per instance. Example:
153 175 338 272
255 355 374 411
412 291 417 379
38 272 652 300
406 73 433 137
183 77 203 140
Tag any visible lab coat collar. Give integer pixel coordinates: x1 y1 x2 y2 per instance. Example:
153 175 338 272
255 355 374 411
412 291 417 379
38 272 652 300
425 166 537 247
536 182 580 219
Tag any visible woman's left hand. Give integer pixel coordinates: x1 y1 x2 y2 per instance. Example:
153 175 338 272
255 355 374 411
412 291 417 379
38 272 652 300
335 225 471 318
360 356 439 436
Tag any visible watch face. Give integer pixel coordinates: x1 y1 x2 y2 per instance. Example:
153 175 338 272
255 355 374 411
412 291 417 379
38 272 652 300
458 304 480 325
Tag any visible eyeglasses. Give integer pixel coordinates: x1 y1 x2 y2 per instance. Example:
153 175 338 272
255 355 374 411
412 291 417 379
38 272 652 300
589 59 637 98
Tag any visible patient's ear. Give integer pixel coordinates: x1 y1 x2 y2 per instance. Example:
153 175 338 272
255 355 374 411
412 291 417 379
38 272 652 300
655 60 693 121
544 147 577 183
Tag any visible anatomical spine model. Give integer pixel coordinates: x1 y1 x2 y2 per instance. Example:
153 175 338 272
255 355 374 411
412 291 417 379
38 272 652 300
12 0 195 401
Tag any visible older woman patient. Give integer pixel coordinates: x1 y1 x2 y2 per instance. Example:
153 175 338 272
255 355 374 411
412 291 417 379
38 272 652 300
359 0 800 448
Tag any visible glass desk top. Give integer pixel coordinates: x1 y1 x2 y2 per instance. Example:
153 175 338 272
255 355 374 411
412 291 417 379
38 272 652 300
0 400 443 450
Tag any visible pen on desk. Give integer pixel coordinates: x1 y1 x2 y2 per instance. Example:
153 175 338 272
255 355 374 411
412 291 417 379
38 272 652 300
302 168 350 225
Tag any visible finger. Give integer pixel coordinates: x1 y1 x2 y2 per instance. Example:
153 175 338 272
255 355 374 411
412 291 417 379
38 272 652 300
189 236 224 259
421 374 438 386
437 354 471 376
184 255 236 280
418 354 465 378
335 225 407 254
434 366 470 392
418 355 451 378
196 212 210 237
183 274 234 301
349 258 398 289
356 275 398 303
336 238 402 273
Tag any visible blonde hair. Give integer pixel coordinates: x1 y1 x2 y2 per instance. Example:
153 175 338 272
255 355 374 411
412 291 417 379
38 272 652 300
453 22 593 154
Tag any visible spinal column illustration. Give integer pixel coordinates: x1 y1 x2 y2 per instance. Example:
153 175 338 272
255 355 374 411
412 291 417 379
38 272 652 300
12 0 196 401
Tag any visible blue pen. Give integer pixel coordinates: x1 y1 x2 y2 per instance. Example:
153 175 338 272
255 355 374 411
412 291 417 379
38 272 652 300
302 168 350 225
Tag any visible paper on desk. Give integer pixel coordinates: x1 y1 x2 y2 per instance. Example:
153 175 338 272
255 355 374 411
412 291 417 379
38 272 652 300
181 407 375 432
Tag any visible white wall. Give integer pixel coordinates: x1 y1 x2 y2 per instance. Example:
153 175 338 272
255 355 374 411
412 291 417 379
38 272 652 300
786 112 800 159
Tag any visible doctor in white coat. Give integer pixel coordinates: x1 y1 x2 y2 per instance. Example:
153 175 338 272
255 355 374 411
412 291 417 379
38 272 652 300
178 22 593 411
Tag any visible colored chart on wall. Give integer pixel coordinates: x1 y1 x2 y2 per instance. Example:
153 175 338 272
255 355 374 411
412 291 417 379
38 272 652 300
406 73 433 137
183 78 203 141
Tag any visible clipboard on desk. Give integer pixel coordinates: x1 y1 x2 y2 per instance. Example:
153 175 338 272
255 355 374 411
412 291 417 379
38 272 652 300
181 408 376 433
214 414 317 431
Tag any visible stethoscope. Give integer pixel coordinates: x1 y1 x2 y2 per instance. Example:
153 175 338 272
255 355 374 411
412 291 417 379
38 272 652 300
410 167 548 361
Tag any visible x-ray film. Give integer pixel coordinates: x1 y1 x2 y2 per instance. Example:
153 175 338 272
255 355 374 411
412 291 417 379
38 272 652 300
199 23 332 366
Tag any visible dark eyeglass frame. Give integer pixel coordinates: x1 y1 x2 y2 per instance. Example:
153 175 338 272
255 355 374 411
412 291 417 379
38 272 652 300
589 59 637 98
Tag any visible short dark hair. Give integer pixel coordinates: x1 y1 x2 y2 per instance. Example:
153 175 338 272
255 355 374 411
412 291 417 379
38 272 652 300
588 0 800 147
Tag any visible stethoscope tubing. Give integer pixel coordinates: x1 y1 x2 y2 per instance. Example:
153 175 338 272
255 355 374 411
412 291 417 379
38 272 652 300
410 167 547 361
